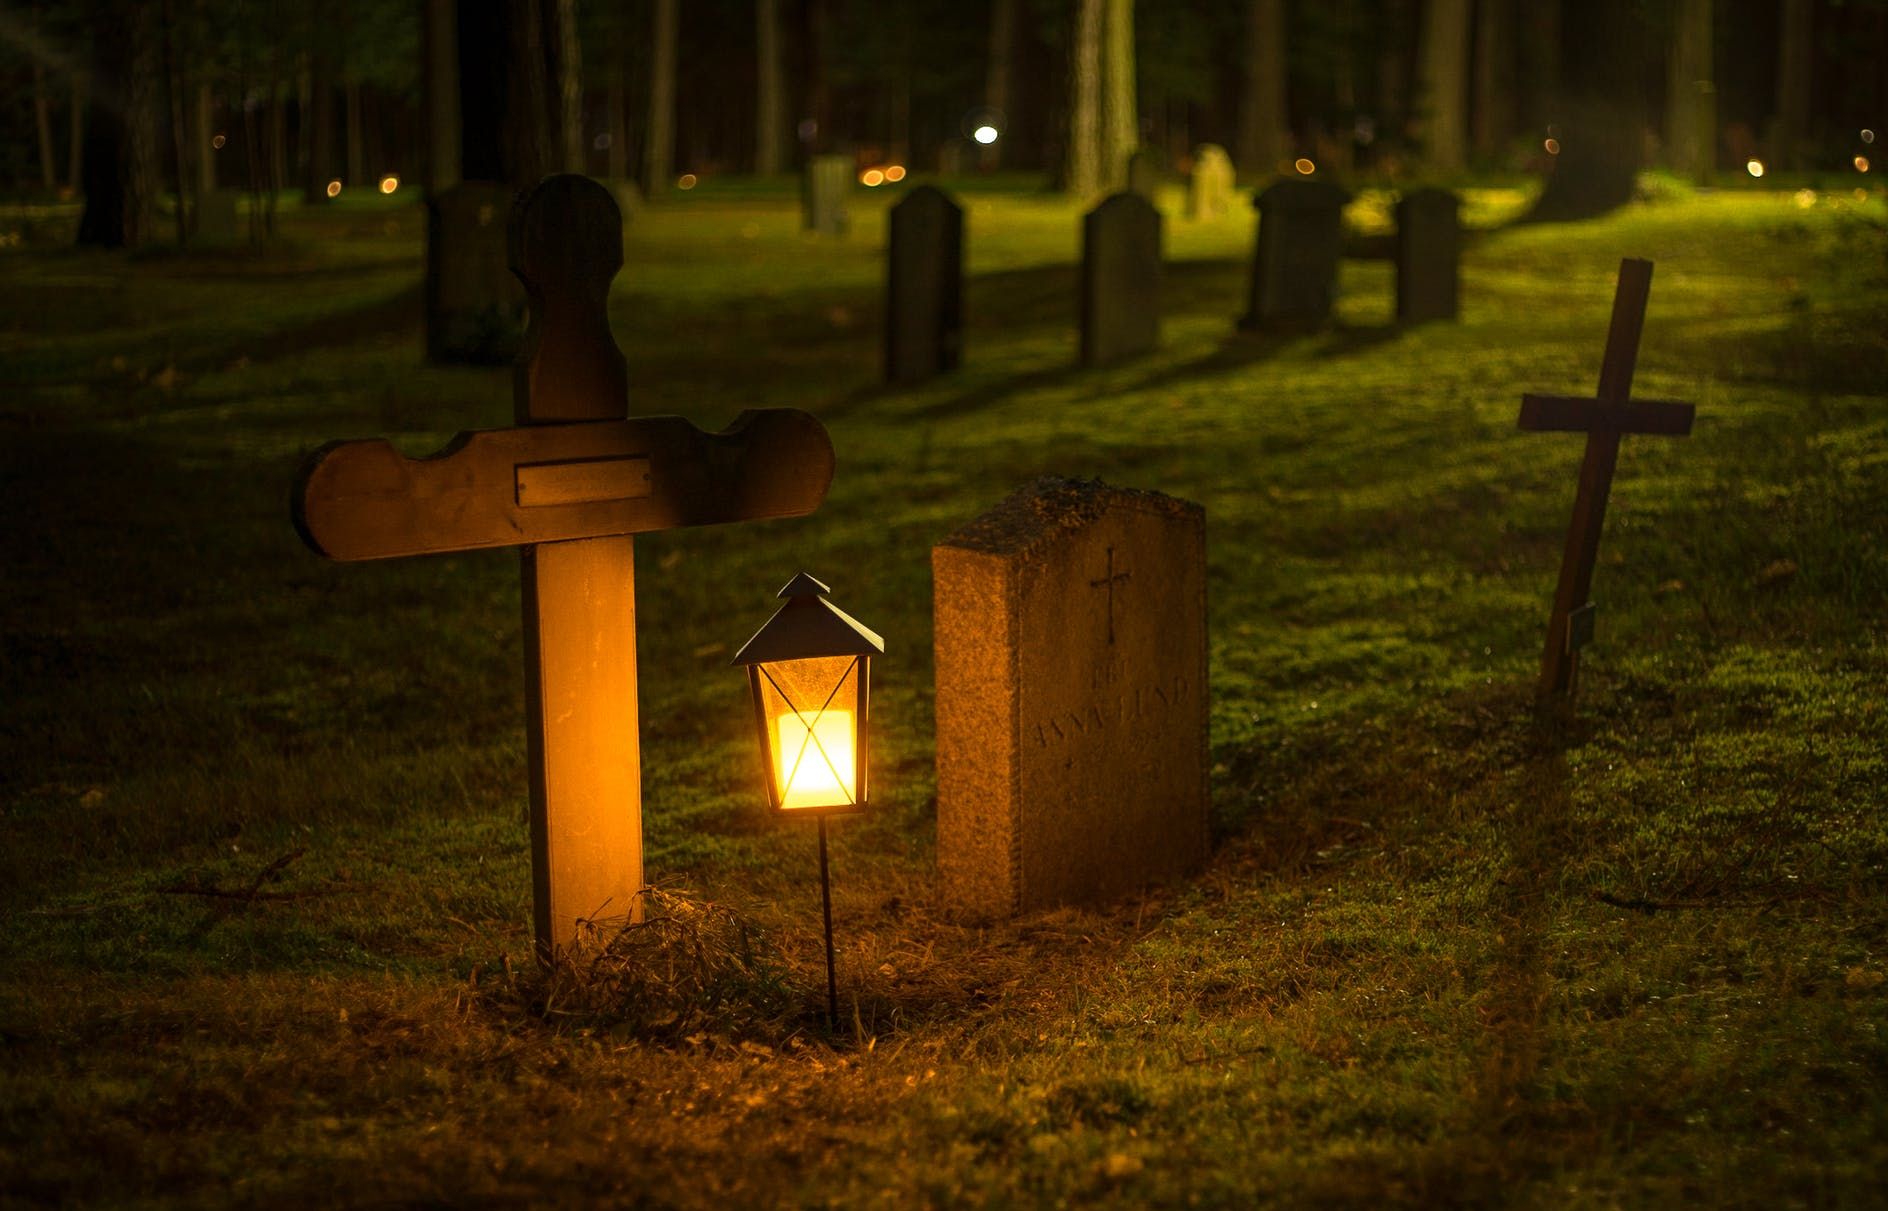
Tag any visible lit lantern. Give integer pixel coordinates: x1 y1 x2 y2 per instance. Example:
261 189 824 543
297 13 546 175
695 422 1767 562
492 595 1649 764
732 573 883 1029
732 572 882 816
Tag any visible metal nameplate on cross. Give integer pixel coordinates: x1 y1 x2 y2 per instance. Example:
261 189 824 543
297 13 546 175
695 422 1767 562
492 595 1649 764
293 175 837 961
1519 257 1695 698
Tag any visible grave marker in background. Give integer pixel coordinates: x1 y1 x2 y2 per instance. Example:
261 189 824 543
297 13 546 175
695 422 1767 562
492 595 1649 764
803 154 852 236
1396 188 1461 324
1127 149 1161 199
934 477 1209 918
296 175 837 959
193 189 240 245
1519 258 1695 697
1240 177 1351 330
885 185 963 384
1080 191 1162 366
425 181 525 363
1187 144 1235 219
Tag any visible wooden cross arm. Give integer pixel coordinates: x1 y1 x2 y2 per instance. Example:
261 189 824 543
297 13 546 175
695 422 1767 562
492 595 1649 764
293 409 835 561
1518 394 1696 436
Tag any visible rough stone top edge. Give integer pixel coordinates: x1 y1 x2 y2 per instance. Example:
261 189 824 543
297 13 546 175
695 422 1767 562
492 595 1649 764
935 476 1204 558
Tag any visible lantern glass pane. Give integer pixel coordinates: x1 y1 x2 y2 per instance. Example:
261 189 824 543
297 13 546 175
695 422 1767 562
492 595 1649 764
755 655 861 812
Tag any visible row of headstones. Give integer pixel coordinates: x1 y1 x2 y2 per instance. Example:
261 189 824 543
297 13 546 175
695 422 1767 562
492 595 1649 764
885 178 1465 384
804 143 1242 238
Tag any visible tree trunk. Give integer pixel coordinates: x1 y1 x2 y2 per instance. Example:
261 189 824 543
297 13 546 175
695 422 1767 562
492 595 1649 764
803 0 831 155
1517 0 1559 134
606 61 627 181
1065 0 1103 196
345 80 365 185
1523 0 1646 222
1100 0 1136 189
644 0 678 192
756 0 784 173
268 80 288 230
195 82 216 196
1472 0 1515 162
1665 0 1714 182
68 72 87 194
424 0 462 193
1416 0 1472 171
161 0 189 244
1237 0 1287 179
1773 0 1812 170
77 4 158 248
553 0 584 172
981 0 1014 170
304 52 336 200
502 0 554 183
33 62 58 192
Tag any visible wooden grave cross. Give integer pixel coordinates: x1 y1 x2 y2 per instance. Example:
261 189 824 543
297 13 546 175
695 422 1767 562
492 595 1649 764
1518 257 1694 698
292 175 837 961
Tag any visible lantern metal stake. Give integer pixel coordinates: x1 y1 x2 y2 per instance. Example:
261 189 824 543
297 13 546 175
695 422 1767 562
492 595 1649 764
817 818 838 1026
732 573 884 1031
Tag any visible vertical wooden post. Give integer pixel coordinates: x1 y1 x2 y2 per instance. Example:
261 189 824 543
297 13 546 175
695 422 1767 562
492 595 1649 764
510 176 642 959
1537 258 1651 695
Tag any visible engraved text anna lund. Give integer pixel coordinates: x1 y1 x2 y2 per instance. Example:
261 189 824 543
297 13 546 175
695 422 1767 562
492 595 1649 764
1033 674 1192 749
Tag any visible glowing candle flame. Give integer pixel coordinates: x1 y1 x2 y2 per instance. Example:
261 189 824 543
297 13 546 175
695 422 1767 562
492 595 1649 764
776 710 855 810
325 179 342 198
1746 159 1765 178
378 175 398 194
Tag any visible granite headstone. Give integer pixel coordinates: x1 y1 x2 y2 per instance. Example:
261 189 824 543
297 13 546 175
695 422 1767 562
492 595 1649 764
885 185 964 384
425 181 526 363
1080 191 1162 366
1240 178 1351 331
934 477 1209 919
1187 144 1235 220
802 154 852 236
1395 187 1461 324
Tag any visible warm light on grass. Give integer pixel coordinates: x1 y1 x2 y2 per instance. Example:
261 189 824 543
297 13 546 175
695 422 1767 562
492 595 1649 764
774 710 855 810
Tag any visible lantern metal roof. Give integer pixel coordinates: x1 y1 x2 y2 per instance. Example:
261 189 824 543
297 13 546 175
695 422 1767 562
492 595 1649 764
731 573 885 666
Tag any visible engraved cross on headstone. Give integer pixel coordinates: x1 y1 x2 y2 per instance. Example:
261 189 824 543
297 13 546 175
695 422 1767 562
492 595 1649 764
1518 258 1695 698
293 175 837 961
1089 546 1130 645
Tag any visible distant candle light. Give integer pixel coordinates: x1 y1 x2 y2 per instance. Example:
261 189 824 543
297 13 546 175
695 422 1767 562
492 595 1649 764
378 175 399 195
1863 129 1877 145
212 134 227 150
1293 157 1316 175
1544 137 1561 155
973 125 999 145
326 179 343 198
883 164 907 182
860 168 886 187
677 173 698 189
1856 155 1871 173
1746 159 1766 178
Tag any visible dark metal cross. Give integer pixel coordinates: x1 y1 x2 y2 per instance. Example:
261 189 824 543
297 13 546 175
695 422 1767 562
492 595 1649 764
1089 546 1131 645
1518 258 1695 698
